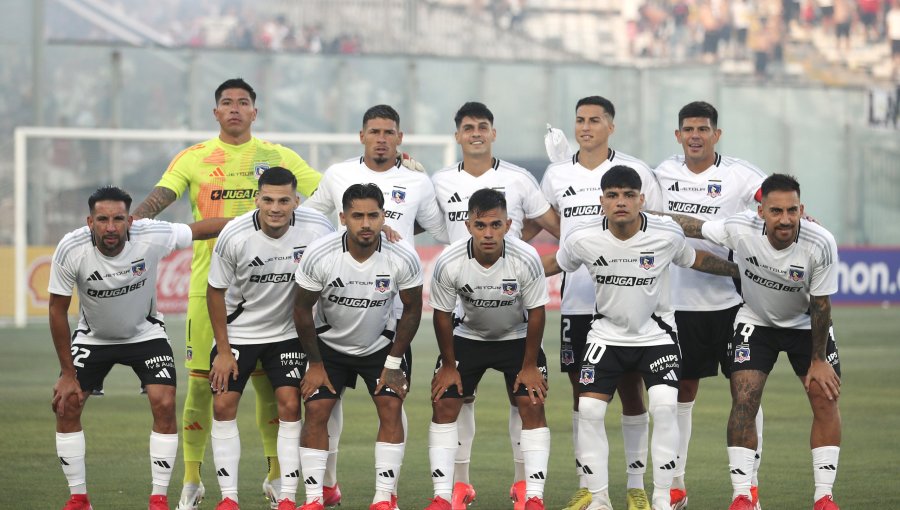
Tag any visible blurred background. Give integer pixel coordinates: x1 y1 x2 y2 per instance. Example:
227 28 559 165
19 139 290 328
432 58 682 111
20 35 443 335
2 0 899 321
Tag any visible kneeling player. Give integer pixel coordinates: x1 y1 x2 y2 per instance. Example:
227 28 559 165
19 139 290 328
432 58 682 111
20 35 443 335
49 186 229 510
425 188 551 510
206 168 334 510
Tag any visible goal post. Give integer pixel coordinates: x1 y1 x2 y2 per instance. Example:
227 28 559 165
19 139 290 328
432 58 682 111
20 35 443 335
12 126 457 327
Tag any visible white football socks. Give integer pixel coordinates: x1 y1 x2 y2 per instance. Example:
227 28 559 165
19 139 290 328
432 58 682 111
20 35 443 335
812 446 840 501
149 431 177 496
622 411 650 490
577 397 610 496
454 401 476 483
211 419 241 502
277 420 301 501
56 431 87 494
520 427 551 499
428 422 458 500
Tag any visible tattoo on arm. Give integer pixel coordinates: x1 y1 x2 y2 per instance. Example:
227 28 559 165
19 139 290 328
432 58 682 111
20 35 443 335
394 286 423 353
692 251 739 277
657 212 705 238
809 295 832 362
132 187 177 219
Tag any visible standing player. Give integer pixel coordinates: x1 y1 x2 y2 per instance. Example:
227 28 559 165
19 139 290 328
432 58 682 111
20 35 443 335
132 78 322 510
430 101 559 509
653 101 767 510
205 168 335 510
663 174 842 510
425 188 551 510
542 167 739 510
301 104 446 506
293 183 423 510
540 96 663 510
49 186 228 510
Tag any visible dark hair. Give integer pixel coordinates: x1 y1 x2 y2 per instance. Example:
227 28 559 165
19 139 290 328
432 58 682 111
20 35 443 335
257 166 297 190
600 165 642 191
215 78 256 105
342 183 385 211
468 188 507 217
89 186 132 213
575 96 616 119
454 101 494 128
678 101 718 128
362 104 400 129
760 173 800 198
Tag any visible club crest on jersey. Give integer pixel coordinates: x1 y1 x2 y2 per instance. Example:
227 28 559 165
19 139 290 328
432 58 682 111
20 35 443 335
734 345 751 363
501 280 519 296
707 182 722 197
579 366 595 384
639 254 655 270
131 259 146 277
391 188 406 204
789 267 805 282
253 162 270 178
293 246 306 263
375 276 391 293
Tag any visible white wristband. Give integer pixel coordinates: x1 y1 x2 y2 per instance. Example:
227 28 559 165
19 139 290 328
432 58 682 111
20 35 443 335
384 355 402 370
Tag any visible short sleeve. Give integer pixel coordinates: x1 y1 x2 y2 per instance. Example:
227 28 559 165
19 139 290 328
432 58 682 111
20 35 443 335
671 233 697 268
414 178 449 243
701 218 734 250
394 241 424 290
156 147 194 199
428 255 458 312
171 223 193 251
809 235 839 297
540 168 559 211
521 175 552 219
207 237 236 289
48 240 78 297
294 242 328 292
301 171 336 216
519 254 551 309
556 235 583 273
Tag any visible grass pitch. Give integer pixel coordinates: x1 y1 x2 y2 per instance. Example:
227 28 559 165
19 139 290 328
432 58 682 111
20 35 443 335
1 308 896 509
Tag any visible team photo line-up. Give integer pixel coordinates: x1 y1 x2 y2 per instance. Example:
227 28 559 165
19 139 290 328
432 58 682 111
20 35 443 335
48 77 843 510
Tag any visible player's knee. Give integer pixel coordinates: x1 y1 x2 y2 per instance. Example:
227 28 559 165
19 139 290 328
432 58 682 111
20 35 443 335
304 400 334 426
277 398 301 421
807 385 840 414
432 398 461 424
578 396 607 422
517 405 547 429
648 385 678 421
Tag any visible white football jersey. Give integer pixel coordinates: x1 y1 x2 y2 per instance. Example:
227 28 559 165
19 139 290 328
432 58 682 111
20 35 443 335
295 232 423 356
556 213 696 347
303 156 448 243
541 149 663 314
655 153 766 311
702 211 838 329
430 236 550 341
431 158 551 242
208 208 335 345
48 219 193 345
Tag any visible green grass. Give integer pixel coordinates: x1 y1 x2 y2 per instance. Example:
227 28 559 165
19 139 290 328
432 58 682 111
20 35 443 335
1 308 897 509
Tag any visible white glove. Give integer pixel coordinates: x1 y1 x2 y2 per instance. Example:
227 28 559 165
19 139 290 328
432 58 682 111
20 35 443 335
544 123 574 163
400 152 425 172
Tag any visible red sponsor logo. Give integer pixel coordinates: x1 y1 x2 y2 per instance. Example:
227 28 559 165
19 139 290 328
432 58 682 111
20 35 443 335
157 248 192 313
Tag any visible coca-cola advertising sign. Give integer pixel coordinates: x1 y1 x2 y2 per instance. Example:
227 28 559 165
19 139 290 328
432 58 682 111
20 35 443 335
157 248 192 313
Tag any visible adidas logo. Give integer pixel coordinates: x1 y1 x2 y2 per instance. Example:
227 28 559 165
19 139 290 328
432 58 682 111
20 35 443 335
153 460 171 469
529 471 546 480
156 368 171 379
460 284 474 294
668 182 680 191
593 256 608 267
87 271 103 281
286 367 302 379
304 476 318 485
581 465 594 475
378 469 396 478
248 256 265 267
216 468 230 477
209 167 225 177
562 186 577 197
59 457 69 466
184 421 204 431
285 469 301 478
730 468 747 475
660 460 677 470
328 278 345 288
431 469 445 478
818 464 837 471
745 256 760 267
662 370 678 382
447 192 463 203
628 460 645 470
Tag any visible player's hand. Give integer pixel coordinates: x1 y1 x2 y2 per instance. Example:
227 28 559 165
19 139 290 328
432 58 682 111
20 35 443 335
209 351 239 394
431 363 462 402
51 373 85 417
514 365 549 405
376 367 409 400
400 152 425 172
382 224 402 243
804 359 841 400
301 362 335 400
